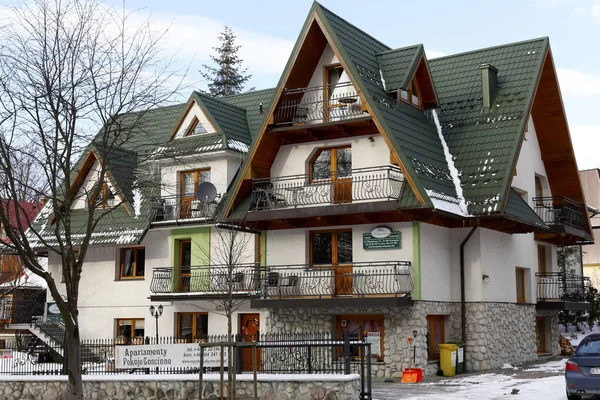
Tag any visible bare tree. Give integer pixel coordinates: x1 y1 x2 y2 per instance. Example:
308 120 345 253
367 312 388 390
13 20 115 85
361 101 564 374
0 0 183 398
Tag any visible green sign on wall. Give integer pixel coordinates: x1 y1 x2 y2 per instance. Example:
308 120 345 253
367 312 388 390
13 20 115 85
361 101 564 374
363 231 401 250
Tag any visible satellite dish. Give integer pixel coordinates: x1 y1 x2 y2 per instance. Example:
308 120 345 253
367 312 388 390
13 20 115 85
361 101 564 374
196 182 217 203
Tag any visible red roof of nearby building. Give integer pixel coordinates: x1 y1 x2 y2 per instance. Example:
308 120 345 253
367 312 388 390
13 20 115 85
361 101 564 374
1 199 42 233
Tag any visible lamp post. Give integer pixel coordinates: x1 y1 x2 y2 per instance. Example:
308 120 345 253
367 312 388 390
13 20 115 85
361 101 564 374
149 304 163 344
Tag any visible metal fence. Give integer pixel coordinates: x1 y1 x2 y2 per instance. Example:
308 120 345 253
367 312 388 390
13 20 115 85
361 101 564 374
151 195 218 223
532 196 587 230
0 332 372 378
536 272 590 301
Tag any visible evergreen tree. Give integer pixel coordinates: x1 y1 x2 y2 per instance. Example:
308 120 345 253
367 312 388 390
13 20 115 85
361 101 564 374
200 26 252 96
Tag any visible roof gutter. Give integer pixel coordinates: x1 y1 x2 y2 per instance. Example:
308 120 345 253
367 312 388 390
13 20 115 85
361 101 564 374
460 225 478 364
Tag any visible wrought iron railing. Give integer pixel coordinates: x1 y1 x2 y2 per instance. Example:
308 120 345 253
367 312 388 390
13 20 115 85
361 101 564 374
274 83 366 125
250 166 404 211
536 272 590 302
151 195 219 223
150 263 261 294
150 261 413 298
532 197 587 230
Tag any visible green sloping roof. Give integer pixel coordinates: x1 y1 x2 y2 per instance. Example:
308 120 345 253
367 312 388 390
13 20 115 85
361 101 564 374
153 133 226 159
503 188 548 229
221 88 275 138
193 92 253 150
377 45 423 92
428 38 548 214
315 3 457 204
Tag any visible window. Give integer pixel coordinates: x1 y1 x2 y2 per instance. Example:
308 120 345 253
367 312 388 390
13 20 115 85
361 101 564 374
116 318 144 345
183 117 207 136
537 245 547 275
177 313 208 342
119 247 145 279
324 65 346 122
311 229 352 296
336 315 384 359
399 77 423 110
310 146 352 204
90 182 115 209
0 294 13 322
179 169 211 218
427 315 445 360
516 267 527 304
534 176 544 205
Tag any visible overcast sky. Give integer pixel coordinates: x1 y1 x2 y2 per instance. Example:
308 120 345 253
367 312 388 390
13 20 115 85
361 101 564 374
101 0 600 170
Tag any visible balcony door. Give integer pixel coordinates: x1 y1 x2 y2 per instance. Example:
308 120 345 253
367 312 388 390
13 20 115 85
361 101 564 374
310 146 352 204
179 169 211 218
240 313 261 371
310 229 353 296
178 240 192 292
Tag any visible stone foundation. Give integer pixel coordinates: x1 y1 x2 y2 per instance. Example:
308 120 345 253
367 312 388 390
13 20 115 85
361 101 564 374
0 376 361 400
265 300 539 376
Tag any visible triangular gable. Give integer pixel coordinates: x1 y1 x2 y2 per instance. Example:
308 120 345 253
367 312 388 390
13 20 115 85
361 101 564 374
377 45 439 109
223 2 456 217
170 95 218 139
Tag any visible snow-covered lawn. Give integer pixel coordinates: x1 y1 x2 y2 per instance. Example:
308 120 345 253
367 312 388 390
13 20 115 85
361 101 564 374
561 323 600 346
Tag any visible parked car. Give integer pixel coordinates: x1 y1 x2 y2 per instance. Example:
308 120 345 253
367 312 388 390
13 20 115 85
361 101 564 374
566 333 600 399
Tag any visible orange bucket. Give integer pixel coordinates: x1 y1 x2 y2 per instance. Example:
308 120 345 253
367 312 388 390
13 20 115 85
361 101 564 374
401 368 422 383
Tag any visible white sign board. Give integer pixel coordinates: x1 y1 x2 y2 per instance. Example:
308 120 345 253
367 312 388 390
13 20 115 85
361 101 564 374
451 350 457 367
457 347 464 363
0 349 12 359
114 343 227 369
365 332 381 357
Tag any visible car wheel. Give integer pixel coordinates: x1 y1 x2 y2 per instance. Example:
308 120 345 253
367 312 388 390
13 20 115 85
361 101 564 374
566 391 581 400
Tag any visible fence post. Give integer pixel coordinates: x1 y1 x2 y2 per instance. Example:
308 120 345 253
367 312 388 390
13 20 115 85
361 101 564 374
308 345 312 374
235 333 242 374
366 343 372 400
343 330 351 375
199 345 204 400
62 329 68 375
145 337 150 374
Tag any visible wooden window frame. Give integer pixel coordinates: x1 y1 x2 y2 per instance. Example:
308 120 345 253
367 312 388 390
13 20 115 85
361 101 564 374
323 64 344 122
115 318 145 344
535 316 547 354
400 77 424 110
309 228 352 267
516 267 527 304
534 176 544 205
537 245 547 275
308 146 351 183
179 168 211 198
426 315 445 360
336 314 384 359
89 182 114 209
0 294 13 323
176 312 209 342
118 246 145 280
183 116 207 137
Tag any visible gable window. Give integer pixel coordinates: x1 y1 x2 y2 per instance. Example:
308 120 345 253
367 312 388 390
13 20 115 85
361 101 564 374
119 247 145 279
324 65 353 122
310 229 352 295
310 146 352 203
90 182 115 209
534 176 544 205
426 315 445 360
116 318 145 345
179 169 211 218
184 117 207 136
177 312 208 342
399 77 423 110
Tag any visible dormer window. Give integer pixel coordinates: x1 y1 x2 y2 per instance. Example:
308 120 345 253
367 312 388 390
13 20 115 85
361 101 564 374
399 78 423 110
184 117 207 137
90 182 115 209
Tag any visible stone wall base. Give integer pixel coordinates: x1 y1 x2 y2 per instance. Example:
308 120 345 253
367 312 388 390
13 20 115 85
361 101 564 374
265 301 540 376
0 378 361 400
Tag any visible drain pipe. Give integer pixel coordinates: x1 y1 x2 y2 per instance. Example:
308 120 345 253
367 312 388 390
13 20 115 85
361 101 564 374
460 226 478 346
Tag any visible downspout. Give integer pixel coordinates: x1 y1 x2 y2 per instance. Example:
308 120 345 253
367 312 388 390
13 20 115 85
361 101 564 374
460 226 478 345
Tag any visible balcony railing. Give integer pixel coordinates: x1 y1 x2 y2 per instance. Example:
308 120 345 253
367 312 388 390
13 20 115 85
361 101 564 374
536 272 590 302
532 197 587 230
150 261 413 298
151 195 218 223
273 83 366 126
250 166 404 212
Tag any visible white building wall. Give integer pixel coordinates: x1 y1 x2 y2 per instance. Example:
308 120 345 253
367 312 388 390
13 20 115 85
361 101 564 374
271 134 389 179
173 102 217 138
420 223 454 302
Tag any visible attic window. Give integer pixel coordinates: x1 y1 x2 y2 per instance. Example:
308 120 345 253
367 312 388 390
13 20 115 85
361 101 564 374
184 117 207 136
90 182 115 209
399 78 423 110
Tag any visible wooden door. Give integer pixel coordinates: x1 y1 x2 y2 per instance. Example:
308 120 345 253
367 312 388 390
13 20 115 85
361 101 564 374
310 230 353 296
179 169 211 218
178 240 191 292
240 313 261 371
310 147 352 205
537 245 547 275
536 317 546 353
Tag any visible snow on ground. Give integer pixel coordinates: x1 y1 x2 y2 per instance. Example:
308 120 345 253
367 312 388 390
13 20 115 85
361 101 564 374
560 322 600 346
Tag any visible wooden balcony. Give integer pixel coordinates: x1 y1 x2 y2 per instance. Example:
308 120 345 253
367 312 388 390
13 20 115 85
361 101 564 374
536 272 591 310
247 166 404 221
149 261 413 307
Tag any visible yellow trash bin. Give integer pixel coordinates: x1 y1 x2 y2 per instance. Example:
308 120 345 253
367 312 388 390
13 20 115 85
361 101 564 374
438 343 459 377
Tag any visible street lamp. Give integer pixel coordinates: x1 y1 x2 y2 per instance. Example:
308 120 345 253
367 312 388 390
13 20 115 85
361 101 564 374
149 304 163 344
